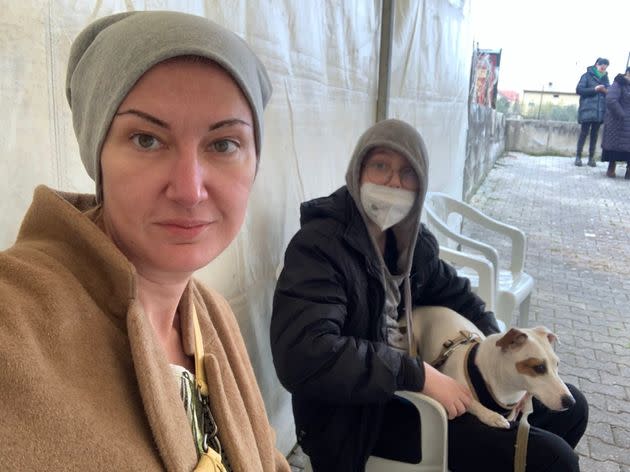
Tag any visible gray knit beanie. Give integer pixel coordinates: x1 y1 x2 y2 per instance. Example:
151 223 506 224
66 10 272 201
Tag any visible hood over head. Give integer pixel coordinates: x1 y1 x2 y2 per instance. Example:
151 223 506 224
345 119 429 275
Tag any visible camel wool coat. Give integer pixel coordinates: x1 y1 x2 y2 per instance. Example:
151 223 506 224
0 186 290 472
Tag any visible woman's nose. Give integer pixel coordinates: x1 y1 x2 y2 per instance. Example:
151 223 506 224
165 147 208 207
387 170 403 188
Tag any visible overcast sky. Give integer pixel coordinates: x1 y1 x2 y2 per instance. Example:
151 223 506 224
471 0 630 94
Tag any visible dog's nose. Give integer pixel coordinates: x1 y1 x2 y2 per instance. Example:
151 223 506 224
561 394 575 409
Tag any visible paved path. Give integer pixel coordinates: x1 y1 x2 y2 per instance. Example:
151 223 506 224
469 153 630 472
287 152 630 471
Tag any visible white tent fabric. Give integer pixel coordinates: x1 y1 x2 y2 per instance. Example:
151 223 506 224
0 0 472 454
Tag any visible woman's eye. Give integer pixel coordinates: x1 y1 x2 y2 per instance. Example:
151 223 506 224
131 134 161 150
211 139 238 153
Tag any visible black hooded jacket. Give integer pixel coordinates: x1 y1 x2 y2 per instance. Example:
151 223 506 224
271 187 500 471
576 65 610 123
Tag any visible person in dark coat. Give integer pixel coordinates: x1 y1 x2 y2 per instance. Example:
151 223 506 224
601 67 630 178
575 57 610 167
271 119 588 471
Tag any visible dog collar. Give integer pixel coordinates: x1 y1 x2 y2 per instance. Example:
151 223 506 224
465 343 514 417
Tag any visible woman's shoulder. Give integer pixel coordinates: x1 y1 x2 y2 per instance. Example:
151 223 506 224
579 70 600 86
299 188 352 233
188 280 247 349
190 281 232 317
578 70 591 82
296 215 347 246
0 244 65 298
291 201 352 255
0 247 83 344
413 223 440 261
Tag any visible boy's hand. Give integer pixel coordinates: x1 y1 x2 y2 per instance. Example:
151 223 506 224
421 362 472 419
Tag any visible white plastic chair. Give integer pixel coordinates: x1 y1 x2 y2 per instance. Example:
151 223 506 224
424 191 534 328
365 391 448 472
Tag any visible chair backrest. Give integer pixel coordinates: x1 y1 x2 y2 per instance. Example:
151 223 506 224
424 194 454 243
425 191 533 329
424 192 501 280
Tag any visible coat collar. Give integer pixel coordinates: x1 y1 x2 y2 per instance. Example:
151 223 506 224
17 186 135 329
15 185 199 469
127 295 198 470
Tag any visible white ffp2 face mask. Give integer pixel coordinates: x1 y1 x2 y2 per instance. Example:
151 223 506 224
360 182 416 231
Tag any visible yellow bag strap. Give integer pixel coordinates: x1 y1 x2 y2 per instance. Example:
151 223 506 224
195 448 227 472
191 303 226 472
191 303 209 397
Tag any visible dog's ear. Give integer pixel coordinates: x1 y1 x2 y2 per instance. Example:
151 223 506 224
496 328 528 351
533 326 559 346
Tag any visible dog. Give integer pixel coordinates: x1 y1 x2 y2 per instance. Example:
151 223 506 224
412 306 575 428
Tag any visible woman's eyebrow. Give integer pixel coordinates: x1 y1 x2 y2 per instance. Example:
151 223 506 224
114 112 250 133
209 119 252 131
115 109 169 129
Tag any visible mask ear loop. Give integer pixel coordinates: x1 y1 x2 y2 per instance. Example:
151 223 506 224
191 304 227 472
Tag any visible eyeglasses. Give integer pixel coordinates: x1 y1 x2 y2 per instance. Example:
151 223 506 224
363 161 420 191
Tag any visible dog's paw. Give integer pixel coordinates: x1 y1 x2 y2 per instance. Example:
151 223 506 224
469 400 511 429
479 411 511 429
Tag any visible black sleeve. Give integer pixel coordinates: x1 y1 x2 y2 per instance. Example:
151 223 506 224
576 73 596 97
411 225 501 335
270 227 424 405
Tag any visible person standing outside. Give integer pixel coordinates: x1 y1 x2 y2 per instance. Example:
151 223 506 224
575 57 610 167
601 67 630 178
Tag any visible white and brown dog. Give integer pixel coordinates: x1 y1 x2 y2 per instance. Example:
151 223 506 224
413 306 575 428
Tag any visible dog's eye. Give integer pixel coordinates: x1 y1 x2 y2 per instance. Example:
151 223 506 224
533 364 547 374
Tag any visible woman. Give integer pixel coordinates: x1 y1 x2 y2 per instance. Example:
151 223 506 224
601 67 630 178
271 119 587 471
0 11 289 472
575 57 610 167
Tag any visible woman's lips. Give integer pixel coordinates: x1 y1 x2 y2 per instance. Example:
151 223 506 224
156 219 212 239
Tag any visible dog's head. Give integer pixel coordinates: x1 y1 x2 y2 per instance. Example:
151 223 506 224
495 326 575 411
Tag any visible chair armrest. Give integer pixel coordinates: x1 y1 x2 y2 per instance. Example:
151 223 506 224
394 391 446 422
394 391 448 471
439 246 496 312
442 195 518 235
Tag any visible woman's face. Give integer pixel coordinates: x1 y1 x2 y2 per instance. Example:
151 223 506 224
360 147 419 191
100 59 256 279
